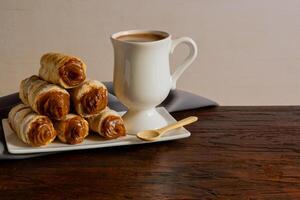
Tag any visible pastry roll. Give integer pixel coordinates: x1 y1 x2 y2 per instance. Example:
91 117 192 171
87 107 126 139
8 104 57 146
71 80 108 117
39 52 87 88
19 75 70 120
54 114 89 144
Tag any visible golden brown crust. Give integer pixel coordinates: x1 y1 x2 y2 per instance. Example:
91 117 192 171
40 52 87 88
80 86 108 115
86 107 126 140
64 116 89 144
59 58 86 87
27 117 57 146
100 116 126 139
71 80 108 117
19 75 70 120
37 91 70 120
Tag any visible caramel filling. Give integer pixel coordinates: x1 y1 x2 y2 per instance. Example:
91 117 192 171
59 59 85 87
64 116 88 144
28 117 57 146
37 91 70 120
101 116 126 139
80 87 108 114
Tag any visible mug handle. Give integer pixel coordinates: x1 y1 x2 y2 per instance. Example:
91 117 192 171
170 37 198 89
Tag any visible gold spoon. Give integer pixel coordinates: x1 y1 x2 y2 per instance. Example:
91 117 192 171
136 116 198 141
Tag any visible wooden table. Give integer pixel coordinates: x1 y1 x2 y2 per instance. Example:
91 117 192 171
1 106 300 199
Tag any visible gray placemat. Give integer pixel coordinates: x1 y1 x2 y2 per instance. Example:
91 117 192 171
0 82 217 159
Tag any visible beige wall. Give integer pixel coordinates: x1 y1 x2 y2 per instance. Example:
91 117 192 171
1 0 300 105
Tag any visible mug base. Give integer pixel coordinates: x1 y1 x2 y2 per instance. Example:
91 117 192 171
123 108 168 135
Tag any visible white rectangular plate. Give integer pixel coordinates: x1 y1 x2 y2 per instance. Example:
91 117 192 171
2 107 191 154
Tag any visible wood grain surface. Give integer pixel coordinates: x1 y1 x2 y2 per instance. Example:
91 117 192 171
1 106 300 200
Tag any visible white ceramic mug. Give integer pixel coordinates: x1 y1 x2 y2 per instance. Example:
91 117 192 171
111 30 197 134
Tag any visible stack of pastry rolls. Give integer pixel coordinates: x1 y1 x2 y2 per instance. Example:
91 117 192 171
8 52 126 147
